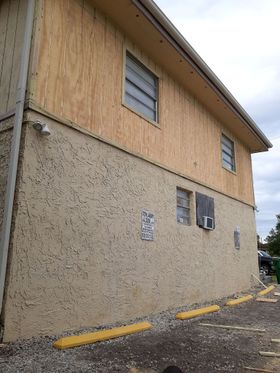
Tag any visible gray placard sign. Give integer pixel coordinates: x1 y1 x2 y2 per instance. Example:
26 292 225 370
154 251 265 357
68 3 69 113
234 226 240 249
141 210 155 241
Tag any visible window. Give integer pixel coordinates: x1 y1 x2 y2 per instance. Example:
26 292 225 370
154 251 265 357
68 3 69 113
176 188 191 225
221 134 236 172
124 52 158 123
196 192 215 229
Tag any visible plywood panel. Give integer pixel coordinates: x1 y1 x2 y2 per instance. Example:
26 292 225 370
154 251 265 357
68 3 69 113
32 0 255 205
0 0 27 116
0 1 10 80
7 0 27 110
0 0 19 114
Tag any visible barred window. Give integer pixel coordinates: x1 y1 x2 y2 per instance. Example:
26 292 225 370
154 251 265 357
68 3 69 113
125 52 158 123
176 188 191 225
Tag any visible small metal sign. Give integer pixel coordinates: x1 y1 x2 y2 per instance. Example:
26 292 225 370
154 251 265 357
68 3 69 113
141 210 155 241
234 226 240 249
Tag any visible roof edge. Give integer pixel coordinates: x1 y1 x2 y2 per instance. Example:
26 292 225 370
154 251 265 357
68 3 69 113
134 0 272 150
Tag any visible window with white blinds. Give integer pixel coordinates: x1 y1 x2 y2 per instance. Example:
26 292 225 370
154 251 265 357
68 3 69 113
176 188 191 225
125 52 158 123
221 134 236 172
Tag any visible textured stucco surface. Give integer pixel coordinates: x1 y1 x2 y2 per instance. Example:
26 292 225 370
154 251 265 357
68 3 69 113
3 114 259 341
0 119 13 241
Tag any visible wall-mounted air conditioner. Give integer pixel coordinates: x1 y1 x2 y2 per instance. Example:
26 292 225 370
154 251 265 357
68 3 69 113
202 216 214 230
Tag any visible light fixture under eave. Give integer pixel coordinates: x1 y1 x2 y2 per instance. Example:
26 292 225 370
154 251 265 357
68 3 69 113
32 120 51 136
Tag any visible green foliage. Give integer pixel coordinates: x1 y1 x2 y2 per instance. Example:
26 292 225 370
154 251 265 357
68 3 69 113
265 214 280 256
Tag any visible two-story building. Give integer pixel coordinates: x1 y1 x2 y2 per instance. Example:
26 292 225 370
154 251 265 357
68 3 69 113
0 0 272 341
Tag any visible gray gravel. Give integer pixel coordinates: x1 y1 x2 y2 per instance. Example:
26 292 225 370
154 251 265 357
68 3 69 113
1 284 279 373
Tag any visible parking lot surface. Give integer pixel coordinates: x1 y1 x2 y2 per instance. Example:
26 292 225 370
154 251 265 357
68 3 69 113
1 285 279 372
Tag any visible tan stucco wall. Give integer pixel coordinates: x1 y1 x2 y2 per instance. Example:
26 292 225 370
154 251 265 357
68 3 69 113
0 118 13 240
3 113 259 341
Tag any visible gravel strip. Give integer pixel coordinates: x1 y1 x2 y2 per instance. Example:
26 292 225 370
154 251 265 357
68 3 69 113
1 284 279 373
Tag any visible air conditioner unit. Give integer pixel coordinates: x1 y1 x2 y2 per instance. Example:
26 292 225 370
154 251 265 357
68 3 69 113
202 216 214 230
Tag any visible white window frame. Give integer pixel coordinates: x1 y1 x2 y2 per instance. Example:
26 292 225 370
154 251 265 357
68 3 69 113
221 134 236 172
123 51 159 125
176 188 191 225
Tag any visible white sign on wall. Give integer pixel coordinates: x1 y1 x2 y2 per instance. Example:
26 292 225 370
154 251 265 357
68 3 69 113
141 210 155 241
234 226 240 249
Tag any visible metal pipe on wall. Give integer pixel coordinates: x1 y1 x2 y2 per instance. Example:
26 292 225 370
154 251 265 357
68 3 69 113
0 0 36 314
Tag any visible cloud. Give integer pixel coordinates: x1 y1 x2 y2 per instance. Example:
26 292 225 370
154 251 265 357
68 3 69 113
244 91 280 139
155 0 280 101
155 0 280 237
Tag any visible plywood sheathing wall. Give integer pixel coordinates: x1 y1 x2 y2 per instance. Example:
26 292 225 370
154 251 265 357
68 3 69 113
30 0 255 205
0 0 27 116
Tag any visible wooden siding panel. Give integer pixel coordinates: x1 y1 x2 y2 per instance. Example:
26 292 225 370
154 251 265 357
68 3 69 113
0 0 19 114
45 0 67 117
34 0 53 110
0 1 10 84
7 0 26 110
0 0 27 116
32 0 254 204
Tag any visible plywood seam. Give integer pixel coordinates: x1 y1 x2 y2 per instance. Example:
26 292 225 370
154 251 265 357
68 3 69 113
25 100 255 208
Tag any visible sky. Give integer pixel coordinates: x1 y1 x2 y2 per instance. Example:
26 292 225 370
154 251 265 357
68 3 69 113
155 0 280 240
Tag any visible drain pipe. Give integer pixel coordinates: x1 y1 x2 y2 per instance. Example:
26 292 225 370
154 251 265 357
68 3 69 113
0 0 35 313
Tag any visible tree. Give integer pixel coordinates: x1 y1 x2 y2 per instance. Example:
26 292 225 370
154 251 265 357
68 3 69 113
257 234 268 250
265 214 280 256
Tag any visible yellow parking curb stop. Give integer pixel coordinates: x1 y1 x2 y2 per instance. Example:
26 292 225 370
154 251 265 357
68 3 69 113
258 285 275 296
53 321 152 350
226 295 253 306
176 305 220 320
